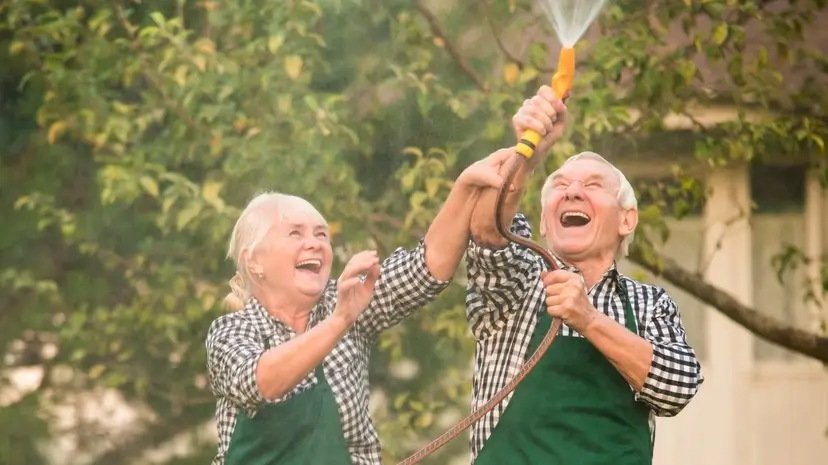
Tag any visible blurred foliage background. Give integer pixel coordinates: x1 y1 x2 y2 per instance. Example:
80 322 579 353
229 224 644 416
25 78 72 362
1 0 826 464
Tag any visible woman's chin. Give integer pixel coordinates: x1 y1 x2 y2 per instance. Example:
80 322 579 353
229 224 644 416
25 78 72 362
295 282 327 300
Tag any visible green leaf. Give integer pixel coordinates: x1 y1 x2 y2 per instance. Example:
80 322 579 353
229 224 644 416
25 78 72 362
9 40 25 55
410 191 428 210
712 23 729 46
139 176 160 198
88 364 106 379
202 180 224 209
176 203 203 230
284 55 303 80
149 11 166 27
268 35 285 54
677 59 696 84
425 178 441 199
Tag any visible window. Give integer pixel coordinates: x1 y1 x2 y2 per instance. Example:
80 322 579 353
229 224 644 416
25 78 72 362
749 162 813 362
750 163 805 214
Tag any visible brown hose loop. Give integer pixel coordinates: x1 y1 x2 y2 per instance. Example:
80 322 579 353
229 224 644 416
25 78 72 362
395 151 562 465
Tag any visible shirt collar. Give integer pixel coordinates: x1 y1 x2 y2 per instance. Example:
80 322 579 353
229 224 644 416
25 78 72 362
245 294 329 338
548 253 620 287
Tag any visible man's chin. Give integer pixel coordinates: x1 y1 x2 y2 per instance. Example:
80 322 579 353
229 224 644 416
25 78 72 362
551 241 592 261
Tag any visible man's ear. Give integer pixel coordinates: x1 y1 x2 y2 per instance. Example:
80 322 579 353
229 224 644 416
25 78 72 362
618 208 638 238
540 210 547 237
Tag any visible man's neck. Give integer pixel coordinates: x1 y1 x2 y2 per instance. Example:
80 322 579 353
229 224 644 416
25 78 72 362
553 254 616 290
255 292 315 333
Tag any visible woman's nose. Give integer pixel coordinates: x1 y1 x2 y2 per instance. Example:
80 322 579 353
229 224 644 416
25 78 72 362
304 235 325 249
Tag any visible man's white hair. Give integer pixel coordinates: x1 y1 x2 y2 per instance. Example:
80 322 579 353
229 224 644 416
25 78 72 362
224 192 327 311
540 151 638 257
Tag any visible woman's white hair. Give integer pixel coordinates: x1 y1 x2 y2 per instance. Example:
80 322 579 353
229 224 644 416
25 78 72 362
540 151 638 257
224 192 327 311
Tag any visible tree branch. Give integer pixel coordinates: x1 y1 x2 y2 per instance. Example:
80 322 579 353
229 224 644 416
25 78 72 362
411 0 488 92
483 6 554 73
628 247 828 364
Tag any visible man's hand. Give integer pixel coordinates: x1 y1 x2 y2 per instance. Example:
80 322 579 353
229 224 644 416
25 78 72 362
512 85 568 171
541 269 597 333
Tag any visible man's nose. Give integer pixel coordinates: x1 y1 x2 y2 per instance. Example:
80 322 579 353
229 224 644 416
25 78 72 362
564 181 584 200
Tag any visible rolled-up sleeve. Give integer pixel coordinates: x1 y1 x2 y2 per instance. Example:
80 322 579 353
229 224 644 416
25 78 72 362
465 213 539 338
357 239 451 337
205 314 266 410
636 291 704 416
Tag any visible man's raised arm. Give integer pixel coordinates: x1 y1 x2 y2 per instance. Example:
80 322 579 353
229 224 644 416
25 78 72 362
469 86 568 248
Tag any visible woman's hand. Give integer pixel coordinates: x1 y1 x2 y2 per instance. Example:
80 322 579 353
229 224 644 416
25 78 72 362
456 148 516 191
332 251 381 325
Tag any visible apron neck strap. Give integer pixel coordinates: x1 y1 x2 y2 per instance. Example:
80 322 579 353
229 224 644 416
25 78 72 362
615 280 638 334
314 364 326 380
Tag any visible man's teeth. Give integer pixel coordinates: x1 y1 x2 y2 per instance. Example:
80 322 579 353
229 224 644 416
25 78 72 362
562 212 590 220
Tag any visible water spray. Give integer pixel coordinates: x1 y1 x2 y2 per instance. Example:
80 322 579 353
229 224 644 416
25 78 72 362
395 1 610 464
517 0 606 159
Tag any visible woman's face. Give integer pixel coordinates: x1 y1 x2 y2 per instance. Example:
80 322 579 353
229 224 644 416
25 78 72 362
249 205 333 305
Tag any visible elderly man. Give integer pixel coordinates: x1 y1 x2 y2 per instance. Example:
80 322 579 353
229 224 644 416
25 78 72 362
464 86 704 464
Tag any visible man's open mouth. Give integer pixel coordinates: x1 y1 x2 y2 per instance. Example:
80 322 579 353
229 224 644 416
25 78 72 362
560 211 591 227
296 259 322 273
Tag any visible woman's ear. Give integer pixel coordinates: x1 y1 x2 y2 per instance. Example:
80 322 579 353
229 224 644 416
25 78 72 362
243 249 264 277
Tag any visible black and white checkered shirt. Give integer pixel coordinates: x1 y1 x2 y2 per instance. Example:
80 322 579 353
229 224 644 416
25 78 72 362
465 213 704 461
205 241 450 465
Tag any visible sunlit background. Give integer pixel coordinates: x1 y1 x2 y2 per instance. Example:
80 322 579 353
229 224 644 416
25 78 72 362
2 0 827 464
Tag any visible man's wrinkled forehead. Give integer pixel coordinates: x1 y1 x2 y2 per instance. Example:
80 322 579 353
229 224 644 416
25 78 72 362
553 159 618 185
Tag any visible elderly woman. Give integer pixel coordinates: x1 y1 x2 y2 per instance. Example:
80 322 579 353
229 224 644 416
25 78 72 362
205 149 515 465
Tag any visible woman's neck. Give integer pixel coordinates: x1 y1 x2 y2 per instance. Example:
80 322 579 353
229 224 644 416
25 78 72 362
256 291 315 333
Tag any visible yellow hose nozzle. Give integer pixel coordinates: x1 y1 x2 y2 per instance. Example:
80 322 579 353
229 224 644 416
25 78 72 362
515 47 575 159
552 47 575 101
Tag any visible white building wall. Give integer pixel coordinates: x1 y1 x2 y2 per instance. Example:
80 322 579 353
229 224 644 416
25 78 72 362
620 164 828 465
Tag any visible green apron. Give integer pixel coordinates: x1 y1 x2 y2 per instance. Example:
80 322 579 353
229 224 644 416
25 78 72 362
475 282 652 465
224 337 353 465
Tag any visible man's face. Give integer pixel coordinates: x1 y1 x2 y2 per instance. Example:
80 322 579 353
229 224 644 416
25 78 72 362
541 158 632 262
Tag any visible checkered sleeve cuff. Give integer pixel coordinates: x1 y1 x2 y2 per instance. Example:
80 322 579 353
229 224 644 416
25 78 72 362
357 239 451 336
466 213 533 270
206 315 267 409
406 238 453 294
636 293 704 416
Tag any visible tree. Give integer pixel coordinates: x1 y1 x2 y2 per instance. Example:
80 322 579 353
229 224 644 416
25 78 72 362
1 0 826 464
